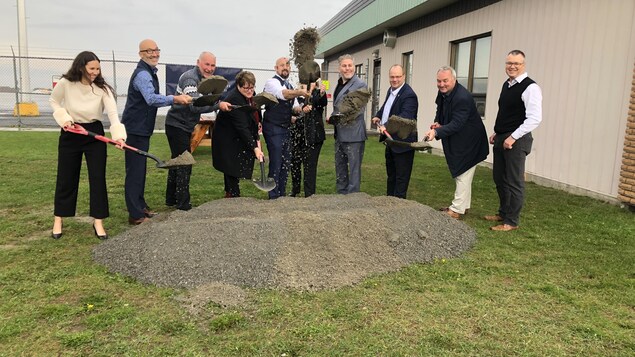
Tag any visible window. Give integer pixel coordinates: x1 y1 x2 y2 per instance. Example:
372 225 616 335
371 60 381 119
402 52 413 84
355 64 364 79
451 33 491 116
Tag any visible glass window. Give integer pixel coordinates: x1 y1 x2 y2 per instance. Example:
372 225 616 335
402 52 413 84
355 64 364 79
451 33 491 116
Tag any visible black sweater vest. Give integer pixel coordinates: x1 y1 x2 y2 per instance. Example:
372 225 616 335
494 77 535 134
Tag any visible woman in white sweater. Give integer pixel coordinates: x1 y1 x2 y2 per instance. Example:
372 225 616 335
49 51 126 240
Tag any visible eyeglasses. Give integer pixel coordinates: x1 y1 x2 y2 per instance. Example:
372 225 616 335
140 48 161 55
241 86 255 91
505 62 524 67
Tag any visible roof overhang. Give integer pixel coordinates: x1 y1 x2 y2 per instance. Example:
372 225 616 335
317 0 459 59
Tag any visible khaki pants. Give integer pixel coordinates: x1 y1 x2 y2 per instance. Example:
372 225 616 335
449 165 477 214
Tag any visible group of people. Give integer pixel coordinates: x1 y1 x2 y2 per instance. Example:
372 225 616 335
422 49 542 232
48 41 541 240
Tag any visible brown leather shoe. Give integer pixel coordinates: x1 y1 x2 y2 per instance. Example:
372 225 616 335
484 214 503 222
143 208 157 218
129 217 150 225
440 207 461 219
490 224 518 231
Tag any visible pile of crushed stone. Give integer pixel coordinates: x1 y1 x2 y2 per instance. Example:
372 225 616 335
93 193 476 295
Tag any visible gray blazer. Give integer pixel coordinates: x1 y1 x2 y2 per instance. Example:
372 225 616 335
333 75 368 143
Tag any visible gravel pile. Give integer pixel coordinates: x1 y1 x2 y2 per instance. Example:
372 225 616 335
93 193 476 303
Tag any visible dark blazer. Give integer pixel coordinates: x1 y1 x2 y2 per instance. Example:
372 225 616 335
374 83 418 153
333 75 368 143
434 83 489 178
212 88 260 179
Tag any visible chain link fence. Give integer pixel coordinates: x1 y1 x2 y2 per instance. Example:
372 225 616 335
0 54 277 130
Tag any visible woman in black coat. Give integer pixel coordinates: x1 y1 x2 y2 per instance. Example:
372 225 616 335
212 71 264 197
289 81 327 197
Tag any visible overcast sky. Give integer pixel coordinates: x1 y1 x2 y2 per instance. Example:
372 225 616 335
0 0 349 68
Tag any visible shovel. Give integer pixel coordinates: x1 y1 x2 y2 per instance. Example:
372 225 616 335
64 124 196 169
252 140 276 192
378 124 432 152
193 93 222 107
229 104 258 112
197 76 228 95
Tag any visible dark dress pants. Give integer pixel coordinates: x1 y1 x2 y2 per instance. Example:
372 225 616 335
264 129 291 199
125 133 151 220
291 138 323 197
492 133 533 227
224 174 240 198
385 147 415 199
54 121 108 219
165 125 192 210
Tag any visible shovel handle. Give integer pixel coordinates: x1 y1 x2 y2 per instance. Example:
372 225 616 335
377 124 393 140
256 139 264 163
64 124 163 165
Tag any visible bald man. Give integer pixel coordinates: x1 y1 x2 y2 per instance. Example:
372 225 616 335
165 51 230 211
262 57 308 199
121 39 192 225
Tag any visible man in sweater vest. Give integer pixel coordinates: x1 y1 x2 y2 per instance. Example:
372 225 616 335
262 57 308 199
121 39 192 225
485 50 543 231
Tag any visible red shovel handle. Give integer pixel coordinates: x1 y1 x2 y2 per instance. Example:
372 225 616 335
64 124 120 146
65 124 146 158
377 124 393 140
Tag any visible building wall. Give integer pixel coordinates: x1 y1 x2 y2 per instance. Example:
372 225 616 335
324 0 635 200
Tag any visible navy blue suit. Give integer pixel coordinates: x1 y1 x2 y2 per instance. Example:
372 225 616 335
374 83 418 198
434 83 488 178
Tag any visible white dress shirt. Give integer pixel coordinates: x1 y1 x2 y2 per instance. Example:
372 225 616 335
380 84 404 125
508 72 543 140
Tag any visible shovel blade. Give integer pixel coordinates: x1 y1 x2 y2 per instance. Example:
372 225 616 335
252 160 276 192
157 151 196 169
252 178 276 192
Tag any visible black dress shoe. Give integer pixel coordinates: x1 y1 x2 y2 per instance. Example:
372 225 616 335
93 224 108 240
51 232 63 239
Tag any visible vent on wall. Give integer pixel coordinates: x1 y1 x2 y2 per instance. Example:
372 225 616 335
383 29 397 48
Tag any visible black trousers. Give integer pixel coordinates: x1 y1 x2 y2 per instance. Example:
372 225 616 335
165 125 192 210
492 132 533 227
124 134 151 220
290 136 323 197
54 121 109 219
223 174 240 197
385 147 415 199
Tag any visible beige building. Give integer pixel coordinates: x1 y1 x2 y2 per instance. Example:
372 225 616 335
316 0 635 206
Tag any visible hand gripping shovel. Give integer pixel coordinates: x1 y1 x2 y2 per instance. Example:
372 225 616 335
64 124 196 169
252 140 276 192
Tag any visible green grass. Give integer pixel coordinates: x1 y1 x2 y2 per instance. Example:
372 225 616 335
0 131 633 356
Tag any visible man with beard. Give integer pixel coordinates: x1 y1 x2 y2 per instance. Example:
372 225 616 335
121 39 191 225
330 54 368 194
262 57 309 199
